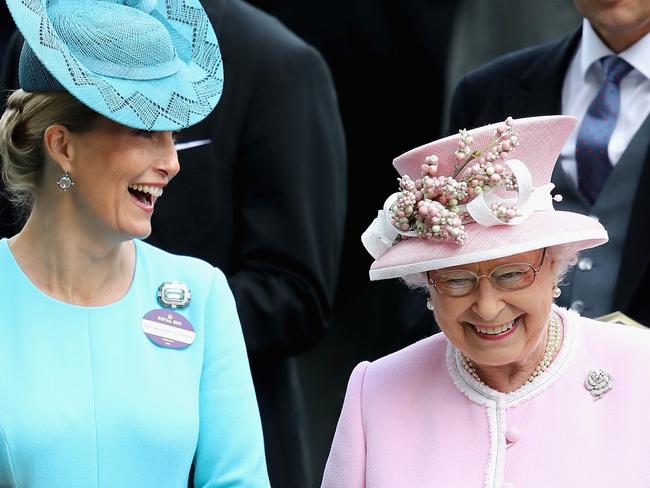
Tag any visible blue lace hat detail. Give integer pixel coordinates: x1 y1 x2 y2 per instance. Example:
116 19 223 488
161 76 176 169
7 0 223 130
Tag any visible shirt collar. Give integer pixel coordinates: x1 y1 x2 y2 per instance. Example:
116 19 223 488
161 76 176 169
580 19 650 81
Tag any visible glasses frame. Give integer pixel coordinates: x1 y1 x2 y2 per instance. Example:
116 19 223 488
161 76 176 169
427 248 547 298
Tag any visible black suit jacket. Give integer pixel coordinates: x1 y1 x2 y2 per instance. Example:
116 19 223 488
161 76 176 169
1 1 347 486
448 30 650 325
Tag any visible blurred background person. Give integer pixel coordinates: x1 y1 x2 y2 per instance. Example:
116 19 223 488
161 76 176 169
448 0 650 324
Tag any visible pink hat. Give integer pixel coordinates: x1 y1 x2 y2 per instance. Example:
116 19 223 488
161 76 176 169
362 115 608 281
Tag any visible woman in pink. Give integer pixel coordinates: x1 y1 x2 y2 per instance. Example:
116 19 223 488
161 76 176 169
322 115 650 488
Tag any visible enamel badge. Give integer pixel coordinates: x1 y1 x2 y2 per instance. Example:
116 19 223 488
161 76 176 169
142 309 195 349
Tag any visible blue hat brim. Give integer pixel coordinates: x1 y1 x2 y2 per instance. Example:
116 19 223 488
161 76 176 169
7 0 223 130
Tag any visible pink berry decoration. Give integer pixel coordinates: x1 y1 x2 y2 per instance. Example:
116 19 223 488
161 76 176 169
389 117 523 241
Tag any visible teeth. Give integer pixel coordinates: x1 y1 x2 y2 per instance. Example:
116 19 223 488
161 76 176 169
128 184 163 198
475 320 515 335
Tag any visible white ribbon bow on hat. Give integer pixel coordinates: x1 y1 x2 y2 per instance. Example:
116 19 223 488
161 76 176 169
361 159 558 259
465 159 556 226
361 197 407 260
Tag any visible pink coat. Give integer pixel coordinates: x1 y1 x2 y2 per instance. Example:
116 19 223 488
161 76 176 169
322 307 650 487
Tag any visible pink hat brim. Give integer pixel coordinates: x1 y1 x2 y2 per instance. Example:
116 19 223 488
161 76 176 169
369 211 608 280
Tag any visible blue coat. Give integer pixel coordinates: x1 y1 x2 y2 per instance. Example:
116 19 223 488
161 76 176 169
0 239 270 487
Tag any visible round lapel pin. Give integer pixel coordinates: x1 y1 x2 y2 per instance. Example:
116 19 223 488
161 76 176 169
142 309 195 349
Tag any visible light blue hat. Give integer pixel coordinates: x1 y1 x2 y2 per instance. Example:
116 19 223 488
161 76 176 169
6 0 223 130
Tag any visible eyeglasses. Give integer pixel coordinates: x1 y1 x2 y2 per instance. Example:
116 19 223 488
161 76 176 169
428 249 547 298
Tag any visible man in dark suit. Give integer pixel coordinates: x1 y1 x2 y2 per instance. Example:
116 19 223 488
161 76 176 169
1 1 346 486
448 0 650 325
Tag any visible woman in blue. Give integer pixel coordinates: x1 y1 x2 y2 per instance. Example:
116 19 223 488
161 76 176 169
0 0 270 486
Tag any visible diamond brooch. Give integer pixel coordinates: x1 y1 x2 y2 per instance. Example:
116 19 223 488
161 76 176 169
584 369 613 400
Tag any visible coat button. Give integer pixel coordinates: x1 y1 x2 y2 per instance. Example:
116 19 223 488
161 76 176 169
577 257 593 271
571 300 585 313
505 426 520 444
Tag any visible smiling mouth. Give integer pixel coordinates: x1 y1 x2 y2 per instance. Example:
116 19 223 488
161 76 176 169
471 318 517 336
128 184 163 208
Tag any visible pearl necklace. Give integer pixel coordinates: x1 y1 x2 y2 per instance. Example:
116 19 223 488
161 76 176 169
458 312 562 387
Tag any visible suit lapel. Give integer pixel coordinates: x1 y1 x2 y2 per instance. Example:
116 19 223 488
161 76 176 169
504 29 581 118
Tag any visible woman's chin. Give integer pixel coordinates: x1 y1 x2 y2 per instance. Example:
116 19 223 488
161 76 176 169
133 229 152 240
120 224 152 241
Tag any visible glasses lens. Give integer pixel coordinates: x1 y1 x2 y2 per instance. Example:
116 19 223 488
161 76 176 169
491 264 535 290
434 271 477 296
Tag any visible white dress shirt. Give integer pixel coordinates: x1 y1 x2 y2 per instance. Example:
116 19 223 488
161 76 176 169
560 19 650 187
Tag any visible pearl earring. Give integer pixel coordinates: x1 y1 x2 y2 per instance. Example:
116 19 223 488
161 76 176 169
57 171 74 191
552 285 561 299
426 297 434 311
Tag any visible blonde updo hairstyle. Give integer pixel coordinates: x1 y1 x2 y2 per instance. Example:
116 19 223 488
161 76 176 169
0 89 98 210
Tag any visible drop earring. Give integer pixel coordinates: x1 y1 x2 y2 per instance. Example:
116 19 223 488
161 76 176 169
426 296 434 311
552 285 561 299
57 171 74 191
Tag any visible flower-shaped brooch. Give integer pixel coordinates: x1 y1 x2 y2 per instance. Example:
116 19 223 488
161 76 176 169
584 369 613 400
